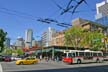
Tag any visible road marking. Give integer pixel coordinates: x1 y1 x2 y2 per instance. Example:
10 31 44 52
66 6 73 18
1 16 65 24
0 63 3 72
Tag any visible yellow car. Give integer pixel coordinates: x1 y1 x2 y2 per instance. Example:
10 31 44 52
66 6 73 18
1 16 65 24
16 57 39 65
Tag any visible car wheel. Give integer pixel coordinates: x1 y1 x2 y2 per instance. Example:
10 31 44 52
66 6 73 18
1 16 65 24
19 62 23 65
32 61 36 64
77 59 81 64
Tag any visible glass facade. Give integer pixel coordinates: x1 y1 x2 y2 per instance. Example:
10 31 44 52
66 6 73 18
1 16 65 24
25 29 33 48
96 16 108 26
95 1 108 26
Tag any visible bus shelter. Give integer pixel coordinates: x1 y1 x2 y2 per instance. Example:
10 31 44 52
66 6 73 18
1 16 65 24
35 46 75 60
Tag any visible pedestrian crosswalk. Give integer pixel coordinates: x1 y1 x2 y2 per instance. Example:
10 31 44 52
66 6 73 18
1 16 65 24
0 63 3 72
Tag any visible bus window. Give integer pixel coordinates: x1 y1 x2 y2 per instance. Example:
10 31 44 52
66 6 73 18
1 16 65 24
103 52 108 56
67 53 75 57
72 53 75 57
79 52 84 56
76 52 78 56
91 52 93 56
93 53 97 56
68 53 72 57
85 52 91 57
63 53 67 57
98 53 102 56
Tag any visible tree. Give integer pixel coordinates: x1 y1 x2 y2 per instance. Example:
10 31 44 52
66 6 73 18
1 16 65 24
65 26 83 48
80 31 104 50
4 48 12 55
1 46 12 55
65 26 105 51
16 48 24 55
0 29 7 53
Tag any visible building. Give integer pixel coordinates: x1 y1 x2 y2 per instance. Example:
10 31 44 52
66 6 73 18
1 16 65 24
36 40 42 48
25 29 33 48
72 18 89 26
95 0 108 26
41 27 56 47
50 31 65 46
49 18 107 48
72 18 107 32
72 18 108 49
32 40 38 47
4 38 10 48
14 36 25 49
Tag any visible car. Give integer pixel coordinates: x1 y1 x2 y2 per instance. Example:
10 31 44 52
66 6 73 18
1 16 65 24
16 57 39 65
11 56 22 61
0 55 3 61
3 56 11 62
15 57 22 61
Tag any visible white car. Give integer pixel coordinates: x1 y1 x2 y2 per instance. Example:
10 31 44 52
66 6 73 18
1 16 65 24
11 57 22 61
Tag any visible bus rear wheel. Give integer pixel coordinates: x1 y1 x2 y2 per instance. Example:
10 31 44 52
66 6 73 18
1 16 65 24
96 59 100 63
77 60 81 64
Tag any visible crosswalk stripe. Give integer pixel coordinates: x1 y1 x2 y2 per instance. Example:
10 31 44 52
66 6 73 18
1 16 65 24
0 63 3 72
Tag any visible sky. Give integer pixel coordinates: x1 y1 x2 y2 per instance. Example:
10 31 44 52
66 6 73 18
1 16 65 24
0 0 103 44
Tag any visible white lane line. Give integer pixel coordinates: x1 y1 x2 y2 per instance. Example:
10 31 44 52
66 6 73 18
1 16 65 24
0 63 3 72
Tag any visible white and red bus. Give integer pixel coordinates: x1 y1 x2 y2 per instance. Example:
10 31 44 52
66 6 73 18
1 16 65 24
63 50 103 64
103 52 108 61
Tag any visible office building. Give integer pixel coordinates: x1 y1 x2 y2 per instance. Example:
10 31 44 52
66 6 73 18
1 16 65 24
5 38 10 48
72 18 107 33
95 0 108 26
25 29 33 48
32 40 37 47
41 27 56 47
14 36 25 49
50 31 65 46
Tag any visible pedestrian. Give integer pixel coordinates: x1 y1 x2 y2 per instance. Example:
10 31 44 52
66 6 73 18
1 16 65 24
40 55 42 61
56 56 59 62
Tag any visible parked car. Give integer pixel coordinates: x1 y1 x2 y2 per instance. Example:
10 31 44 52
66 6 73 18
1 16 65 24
0 55 3 61
16 57 39 65
11 56 22 61
3 56 11 62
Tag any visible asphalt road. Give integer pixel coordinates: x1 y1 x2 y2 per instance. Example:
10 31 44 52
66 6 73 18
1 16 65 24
1 61 108 72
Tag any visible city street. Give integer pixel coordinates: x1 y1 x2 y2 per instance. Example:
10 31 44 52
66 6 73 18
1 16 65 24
1 61 108 72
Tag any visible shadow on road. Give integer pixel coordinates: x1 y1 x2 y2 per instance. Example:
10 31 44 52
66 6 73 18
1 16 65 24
9 65 108 72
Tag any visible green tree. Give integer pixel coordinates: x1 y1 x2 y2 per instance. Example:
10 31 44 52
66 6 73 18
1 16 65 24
65 26 83 48
81 31 104 50
5 48 12 55
0 29 7 53
1 46 12 55
65 26 104 51
16 48 24 55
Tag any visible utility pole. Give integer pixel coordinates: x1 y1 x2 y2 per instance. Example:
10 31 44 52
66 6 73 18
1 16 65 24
104 33 107 53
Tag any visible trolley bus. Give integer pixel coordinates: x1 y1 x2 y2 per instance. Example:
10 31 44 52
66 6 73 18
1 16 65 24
103 52 108 61
63 50 103 64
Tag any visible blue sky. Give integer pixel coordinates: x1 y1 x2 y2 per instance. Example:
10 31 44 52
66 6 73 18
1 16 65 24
0 0 102 44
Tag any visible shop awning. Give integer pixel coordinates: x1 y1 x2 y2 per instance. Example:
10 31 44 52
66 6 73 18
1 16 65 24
35 50 42 54
54 49 64 52
42 48 52 52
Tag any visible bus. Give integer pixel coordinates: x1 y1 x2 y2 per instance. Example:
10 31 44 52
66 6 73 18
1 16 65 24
63 50 103 64
103 52 108 61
